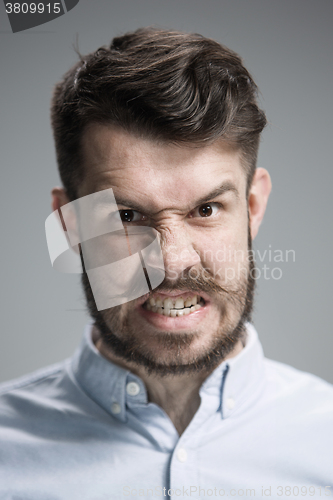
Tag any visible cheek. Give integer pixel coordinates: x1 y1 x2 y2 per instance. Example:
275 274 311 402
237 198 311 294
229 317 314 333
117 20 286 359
195 224 249 278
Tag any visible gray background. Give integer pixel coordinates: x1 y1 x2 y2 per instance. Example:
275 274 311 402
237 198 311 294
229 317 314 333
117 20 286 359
0 0 332 384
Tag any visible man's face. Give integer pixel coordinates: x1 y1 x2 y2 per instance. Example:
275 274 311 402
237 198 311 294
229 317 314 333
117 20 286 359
76 124 260 374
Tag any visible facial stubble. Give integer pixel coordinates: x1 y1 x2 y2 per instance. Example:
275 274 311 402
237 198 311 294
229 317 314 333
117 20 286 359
81 230 256 376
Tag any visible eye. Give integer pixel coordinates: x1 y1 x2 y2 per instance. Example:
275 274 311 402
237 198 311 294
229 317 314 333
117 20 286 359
119 209 147 223
190 202 221 218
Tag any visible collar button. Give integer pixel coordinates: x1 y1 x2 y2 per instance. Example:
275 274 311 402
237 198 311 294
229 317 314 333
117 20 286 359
176 448 188 463
126 381 140 396
111 402 121 414
226 397 235 410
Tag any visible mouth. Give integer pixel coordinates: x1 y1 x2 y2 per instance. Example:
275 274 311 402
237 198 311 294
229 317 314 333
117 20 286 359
141 293 207 317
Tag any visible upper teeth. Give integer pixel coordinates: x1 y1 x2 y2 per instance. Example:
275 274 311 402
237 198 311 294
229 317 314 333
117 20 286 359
145 295 202 316
148 295 199 309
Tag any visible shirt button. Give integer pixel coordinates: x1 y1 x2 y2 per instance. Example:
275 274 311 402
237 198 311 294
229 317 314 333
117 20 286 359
177 448 188 463
226 397 235 410
111 402 121 414
126 382 140 396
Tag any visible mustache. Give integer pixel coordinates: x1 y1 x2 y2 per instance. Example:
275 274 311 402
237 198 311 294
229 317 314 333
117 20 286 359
151 267 246 299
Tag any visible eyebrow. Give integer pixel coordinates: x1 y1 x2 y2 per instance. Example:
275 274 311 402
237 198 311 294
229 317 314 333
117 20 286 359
193 181 239 207
113 181 239 215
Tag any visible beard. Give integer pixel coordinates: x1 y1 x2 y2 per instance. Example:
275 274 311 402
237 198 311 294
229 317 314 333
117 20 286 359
81 229 256 376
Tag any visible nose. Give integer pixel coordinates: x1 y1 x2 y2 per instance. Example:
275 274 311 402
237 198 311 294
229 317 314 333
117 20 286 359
159 225 201 280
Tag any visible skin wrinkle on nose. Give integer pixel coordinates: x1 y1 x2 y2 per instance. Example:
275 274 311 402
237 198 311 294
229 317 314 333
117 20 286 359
158 222 201 275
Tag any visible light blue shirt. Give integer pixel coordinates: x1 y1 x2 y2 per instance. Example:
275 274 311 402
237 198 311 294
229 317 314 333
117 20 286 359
0 323 332 500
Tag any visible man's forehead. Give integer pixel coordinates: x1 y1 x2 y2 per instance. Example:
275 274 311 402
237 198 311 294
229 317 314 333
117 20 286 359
80 123 247 204
82 123 241 165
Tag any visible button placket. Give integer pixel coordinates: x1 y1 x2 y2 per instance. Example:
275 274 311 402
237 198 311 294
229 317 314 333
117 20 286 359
169 442 200 500
176 447 188 463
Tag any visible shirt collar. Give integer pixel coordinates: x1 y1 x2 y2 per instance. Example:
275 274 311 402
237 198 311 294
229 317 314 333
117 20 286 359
71 324 136 423
220 322 266 418
71 322 265 423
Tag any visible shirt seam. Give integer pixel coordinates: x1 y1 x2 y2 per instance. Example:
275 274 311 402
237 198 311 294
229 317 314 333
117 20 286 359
0 360 70 396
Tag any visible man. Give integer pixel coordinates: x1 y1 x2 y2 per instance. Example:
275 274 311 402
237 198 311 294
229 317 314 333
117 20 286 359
0 27 332 499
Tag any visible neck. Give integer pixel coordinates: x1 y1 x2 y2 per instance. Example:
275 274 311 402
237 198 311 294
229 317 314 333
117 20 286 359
94 326 243 436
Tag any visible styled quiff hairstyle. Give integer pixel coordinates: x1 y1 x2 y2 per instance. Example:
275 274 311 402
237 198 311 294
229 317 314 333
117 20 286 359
51 27 266 201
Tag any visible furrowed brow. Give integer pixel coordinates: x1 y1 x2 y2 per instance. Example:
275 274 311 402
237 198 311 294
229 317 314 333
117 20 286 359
112 181 239 215
113 197 149 213
193 181 239 207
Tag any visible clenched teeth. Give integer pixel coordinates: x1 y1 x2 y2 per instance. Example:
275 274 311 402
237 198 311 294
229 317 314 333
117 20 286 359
148 295 198 309
145 295 203 317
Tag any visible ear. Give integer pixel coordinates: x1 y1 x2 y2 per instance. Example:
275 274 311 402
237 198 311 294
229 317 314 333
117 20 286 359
51 187 71 233
51 187 70 213
248 168 272 240
51 187 80 252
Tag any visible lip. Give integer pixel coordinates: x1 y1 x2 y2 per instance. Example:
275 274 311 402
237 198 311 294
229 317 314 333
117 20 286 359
136 297 210 331
135 290 211 308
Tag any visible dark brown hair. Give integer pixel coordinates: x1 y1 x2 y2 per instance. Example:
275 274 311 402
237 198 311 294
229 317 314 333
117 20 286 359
51 27 266 201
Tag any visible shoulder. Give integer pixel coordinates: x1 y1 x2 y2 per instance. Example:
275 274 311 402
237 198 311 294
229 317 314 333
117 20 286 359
0 357 96 426
0 356 109 428
0 360 72 419
264 357 333 393
0 357 109 455
0 361 67 396
263 357 333 419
